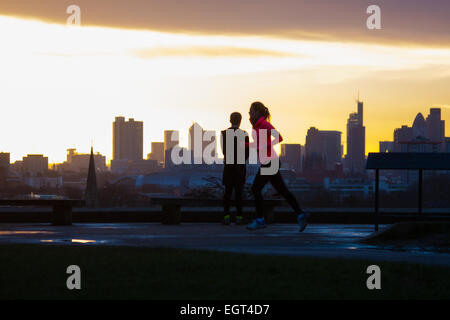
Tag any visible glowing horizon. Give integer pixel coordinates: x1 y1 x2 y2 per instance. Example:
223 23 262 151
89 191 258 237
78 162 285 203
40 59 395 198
1 15 450 164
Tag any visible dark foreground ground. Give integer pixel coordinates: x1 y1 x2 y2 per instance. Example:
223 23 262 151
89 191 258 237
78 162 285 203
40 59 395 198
1 223 450 299
1 244 450 300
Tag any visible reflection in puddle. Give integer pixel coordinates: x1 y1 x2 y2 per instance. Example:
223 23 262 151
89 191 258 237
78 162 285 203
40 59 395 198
377 245 448 255
314 230 369 237
138 235 179 239
71 239 96 243
40 239 106 244
339 243 449 255
337 243 379 250
0 231 55 235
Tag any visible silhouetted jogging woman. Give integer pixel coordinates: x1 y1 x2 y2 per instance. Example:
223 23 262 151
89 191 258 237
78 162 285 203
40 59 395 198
247 101 308 232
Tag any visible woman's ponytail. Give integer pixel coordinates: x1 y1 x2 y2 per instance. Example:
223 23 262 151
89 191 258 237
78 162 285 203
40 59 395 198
251 101 271 121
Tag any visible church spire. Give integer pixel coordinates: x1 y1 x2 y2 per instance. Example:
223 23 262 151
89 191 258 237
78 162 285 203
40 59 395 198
85 146 98 208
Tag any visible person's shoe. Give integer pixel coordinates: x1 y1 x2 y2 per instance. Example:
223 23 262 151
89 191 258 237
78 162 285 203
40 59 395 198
247 218 266 230
222 215 231 225
297 212 308 232
235 216 246 225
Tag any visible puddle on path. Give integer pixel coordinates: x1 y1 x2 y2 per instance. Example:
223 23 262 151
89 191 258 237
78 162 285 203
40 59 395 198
39 239 110 244
0 231 55 235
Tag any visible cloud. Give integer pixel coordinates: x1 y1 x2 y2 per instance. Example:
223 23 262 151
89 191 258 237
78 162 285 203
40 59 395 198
1 0 450 47
132 46 300 58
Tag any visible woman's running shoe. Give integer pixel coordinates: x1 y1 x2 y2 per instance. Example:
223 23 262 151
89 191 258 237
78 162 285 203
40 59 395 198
247 218 266 230
297 212 309 232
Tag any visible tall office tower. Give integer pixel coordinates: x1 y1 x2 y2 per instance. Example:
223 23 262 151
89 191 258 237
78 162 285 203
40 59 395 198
346 100 366 174
393 125 413 151
164 130 179 168
305 127 342 171
113 117 143 161
412 112 427 139
187 123 217 164
148 142 164 163
280 144 302 173
426 108 445 152
0 152 10 177
321 131 342 170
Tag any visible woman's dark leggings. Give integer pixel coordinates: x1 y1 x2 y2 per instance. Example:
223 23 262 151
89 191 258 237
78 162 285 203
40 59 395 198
252 160 302 219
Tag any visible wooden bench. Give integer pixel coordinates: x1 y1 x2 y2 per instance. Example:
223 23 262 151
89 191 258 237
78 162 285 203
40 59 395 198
0 199 85 226
148 197 285 225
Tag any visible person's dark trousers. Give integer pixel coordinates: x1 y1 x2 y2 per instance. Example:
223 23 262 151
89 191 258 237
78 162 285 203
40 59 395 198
252 160 303 219
221 127 249 220
224 183 244 218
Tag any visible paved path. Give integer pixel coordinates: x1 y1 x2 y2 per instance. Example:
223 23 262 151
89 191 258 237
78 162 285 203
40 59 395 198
1 223 450 266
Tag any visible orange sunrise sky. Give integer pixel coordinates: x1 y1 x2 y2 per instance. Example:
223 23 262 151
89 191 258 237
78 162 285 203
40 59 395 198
0 0 449 163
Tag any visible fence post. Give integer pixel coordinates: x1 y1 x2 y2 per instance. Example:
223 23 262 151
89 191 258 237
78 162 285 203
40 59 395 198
418 168 423 216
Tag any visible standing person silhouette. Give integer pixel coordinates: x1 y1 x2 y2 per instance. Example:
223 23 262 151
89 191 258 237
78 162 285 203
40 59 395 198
247 101 308 231
220 112 249 225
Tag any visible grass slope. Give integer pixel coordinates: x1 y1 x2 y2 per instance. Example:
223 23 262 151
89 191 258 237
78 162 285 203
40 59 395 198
1 244 449 299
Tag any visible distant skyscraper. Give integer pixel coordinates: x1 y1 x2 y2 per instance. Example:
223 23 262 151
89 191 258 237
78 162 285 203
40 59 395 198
413 113 426 138
393 125 413 151
389 108 445 153
148 142 164 163
382 108 446 184
345 100 366 174
189 122 204 164
188 123 217 164
0 152 10 177
396 112 440 153
22 154 48 175
425 108 445 152
164 130 179 151
113 117 143 161
164 130 179 168
305 127 342 171
280 144 302 173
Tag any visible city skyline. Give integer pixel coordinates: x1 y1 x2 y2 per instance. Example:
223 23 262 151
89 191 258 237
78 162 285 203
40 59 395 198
1 3 450 163
1 104 448 167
